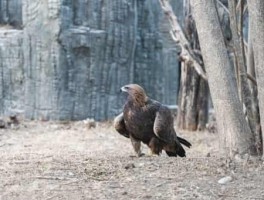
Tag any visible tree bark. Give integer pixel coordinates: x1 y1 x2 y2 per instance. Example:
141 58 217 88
177 61 201 131
228 0 257 149
191 0 256 156
247 10 262 155
177 61 209 131
248 0 264 156
197 77 209 131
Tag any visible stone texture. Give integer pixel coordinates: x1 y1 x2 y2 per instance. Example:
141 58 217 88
0 30 24 115
0 0 182 121
0 0 22 28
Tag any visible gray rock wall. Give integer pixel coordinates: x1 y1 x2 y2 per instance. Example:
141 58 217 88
0 0 22 28
0 0 182 121
0 30 24 115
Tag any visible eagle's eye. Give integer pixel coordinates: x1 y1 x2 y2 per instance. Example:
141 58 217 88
124 86 130 90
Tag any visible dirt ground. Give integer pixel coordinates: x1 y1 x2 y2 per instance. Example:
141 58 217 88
0 120 263 200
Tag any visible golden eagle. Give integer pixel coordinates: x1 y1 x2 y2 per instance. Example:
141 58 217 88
114 84 191 157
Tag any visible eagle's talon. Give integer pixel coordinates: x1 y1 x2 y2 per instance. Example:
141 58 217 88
138 152 145 157
148 153 159 157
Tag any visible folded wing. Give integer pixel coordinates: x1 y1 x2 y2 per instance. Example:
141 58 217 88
114 113 129 138
153 106 176 143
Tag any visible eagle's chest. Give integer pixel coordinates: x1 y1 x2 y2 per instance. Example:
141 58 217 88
123 106 155 137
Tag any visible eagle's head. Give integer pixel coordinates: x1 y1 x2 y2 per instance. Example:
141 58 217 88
120 84 148 106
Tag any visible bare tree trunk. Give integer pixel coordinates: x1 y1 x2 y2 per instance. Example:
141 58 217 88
228 0 257 145
177 62 209 131
197 78 209 131
248 0 264 157
177 61 202 131
246 9 262 155
176 0 208 131
191 0 256 156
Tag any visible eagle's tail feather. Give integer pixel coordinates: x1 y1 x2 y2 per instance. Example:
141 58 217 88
165 142 186 157
177 136 191 148
165 151 177 157
175 143 186 157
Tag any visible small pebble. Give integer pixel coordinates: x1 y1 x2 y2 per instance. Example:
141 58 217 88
138 162 145 167
68 172 74 176
218 176 232 184
124 163 135 169
0 120 6 129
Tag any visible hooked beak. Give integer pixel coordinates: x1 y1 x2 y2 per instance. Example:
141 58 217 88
120 86 128 92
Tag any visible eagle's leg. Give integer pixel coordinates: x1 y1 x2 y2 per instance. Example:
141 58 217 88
130 135 144 157
148 137 162 156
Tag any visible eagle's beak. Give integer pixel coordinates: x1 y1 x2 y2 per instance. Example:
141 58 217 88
120 86 128 92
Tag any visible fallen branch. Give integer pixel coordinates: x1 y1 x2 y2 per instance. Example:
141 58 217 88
159 0 207 80
45 195 59 200
12 160 30 164
85 176 107 181
34 176 73 181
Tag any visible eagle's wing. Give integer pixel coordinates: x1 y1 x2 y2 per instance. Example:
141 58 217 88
153 106 176 143
114 113 129 138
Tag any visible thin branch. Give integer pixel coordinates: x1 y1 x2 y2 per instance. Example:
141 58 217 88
45 195 59 200
34 176 74 181
216 0 229 14
247 73 257 86
236 0 242 11
159 0 207 81
239 0 247 68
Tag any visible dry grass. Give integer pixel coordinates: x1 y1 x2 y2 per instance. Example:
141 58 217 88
0 120 263 200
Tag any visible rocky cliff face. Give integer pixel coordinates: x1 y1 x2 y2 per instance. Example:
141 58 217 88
0 0 182 120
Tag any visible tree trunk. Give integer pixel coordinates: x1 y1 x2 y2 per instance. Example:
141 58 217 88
177 61 200 131
177 62 209 131
247 8 262 155
176 0 209 131
248 0 264 157
191 0 256 156
228 0 257 145
197 77 209 131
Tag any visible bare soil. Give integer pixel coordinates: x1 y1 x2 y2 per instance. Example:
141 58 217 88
0 120 263 200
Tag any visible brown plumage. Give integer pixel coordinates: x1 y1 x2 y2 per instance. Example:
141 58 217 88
114 84 191 157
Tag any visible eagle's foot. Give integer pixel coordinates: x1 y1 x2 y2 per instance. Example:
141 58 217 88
130 136 143 157
147 150 160 157
137 152 145 157
150 154 159 157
